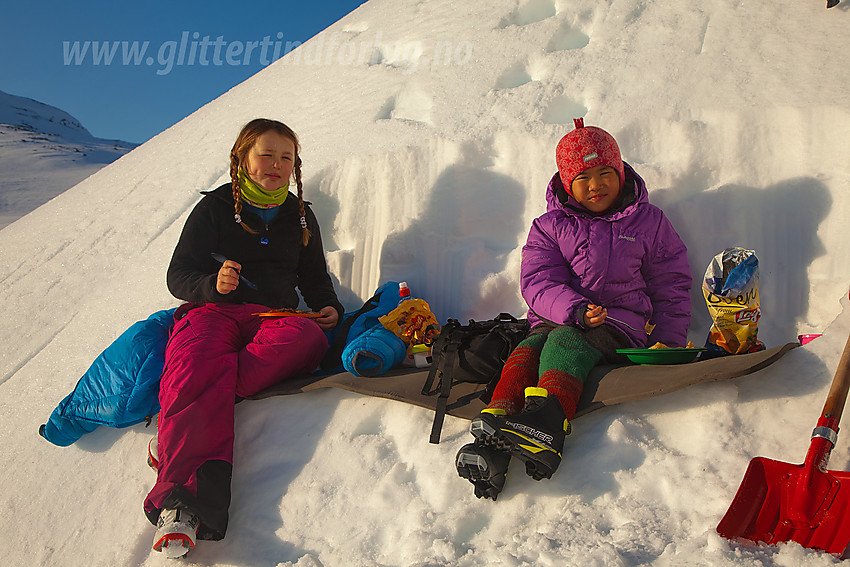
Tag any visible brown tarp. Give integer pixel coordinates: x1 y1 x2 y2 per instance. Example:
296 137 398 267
250 343 798 420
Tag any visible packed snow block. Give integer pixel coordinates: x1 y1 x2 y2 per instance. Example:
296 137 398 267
342 324 407 377
40 308 176 447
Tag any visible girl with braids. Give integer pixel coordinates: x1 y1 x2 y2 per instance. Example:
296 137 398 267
145 118 343 558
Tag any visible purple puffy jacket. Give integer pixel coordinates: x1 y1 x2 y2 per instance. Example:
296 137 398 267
521 163 692 347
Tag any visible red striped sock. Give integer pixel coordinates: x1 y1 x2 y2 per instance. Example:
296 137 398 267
538 369 584 420
487 334 546 414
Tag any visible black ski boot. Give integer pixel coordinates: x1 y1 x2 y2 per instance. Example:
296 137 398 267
455 442 511 500
470 387 570 481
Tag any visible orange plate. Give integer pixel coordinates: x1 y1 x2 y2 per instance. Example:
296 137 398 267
254 310 322 318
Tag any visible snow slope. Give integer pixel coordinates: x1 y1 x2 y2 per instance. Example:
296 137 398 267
0 89 135 229
2 0 850 565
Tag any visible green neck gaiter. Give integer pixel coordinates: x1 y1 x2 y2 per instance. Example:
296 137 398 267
239 168 289 209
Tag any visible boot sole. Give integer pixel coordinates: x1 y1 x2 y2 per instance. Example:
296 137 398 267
153 532 194 558
153 508 199 558
147 439 159 472
455 444 509 500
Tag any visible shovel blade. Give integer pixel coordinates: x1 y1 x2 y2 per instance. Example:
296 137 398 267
717 456 850 556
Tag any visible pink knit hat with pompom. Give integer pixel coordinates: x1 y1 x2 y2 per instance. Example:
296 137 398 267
556 118 625 195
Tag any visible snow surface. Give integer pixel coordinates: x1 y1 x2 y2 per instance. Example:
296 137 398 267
0 89 135 229
2 0 850 565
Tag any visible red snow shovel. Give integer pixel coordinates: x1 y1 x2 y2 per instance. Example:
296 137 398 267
717 333 850 557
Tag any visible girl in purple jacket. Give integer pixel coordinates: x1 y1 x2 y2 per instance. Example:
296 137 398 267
456 119 691 500
146 119 343 557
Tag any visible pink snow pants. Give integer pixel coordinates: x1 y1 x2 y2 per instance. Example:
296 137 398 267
143 302 327 539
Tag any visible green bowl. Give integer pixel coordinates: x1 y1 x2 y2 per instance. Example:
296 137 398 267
616 347 707 365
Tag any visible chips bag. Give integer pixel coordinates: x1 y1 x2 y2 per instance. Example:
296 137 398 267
702 247 765 355
379 298 440 346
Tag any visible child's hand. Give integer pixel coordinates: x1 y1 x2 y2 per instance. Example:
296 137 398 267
315 305 339 331
216 260 242 294
584 304 608 328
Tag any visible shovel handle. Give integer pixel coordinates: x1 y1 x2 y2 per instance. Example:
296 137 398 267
821 333 850 424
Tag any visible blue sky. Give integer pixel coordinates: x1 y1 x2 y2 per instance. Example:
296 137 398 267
1 0 365 143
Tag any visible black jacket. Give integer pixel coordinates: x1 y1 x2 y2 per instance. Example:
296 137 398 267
167 184 343 323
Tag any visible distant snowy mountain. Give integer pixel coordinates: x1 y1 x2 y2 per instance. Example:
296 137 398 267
0 89 135 229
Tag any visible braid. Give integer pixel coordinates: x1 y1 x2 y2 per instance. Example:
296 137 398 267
295 156 311 246
229 150 258 234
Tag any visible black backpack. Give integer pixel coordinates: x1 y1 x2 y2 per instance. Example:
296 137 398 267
421 313 530 443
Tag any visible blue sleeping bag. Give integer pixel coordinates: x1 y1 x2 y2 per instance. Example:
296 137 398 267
342 325 406 377
320 281 402 372
329 280 408 376
40 308 176 447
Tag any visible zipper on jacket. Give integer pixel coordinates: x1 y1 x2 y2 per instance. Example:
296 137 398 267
530 305 640 333
605 315 639 332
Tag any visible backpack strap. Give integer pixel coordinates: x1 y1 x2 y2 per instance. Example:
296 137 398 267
420 352 442 397
421 319 460 395
428 340 460 444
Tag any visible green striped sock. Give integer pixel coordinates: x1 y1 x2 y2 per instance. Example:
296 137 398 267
537 326 601 420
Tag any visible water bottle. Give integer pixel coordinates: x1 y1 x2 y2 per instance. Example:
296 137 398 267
398 281 412 305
